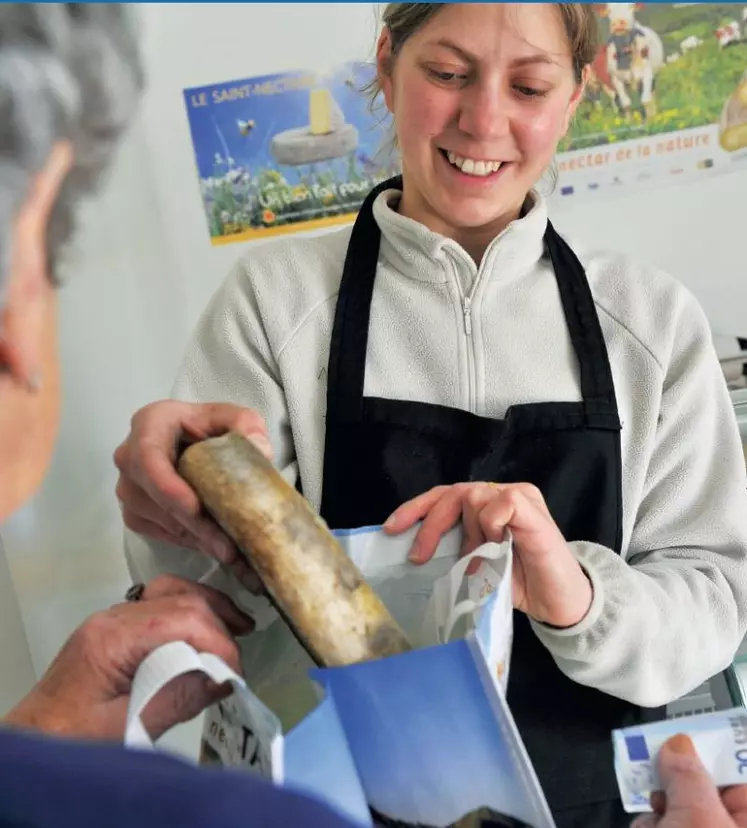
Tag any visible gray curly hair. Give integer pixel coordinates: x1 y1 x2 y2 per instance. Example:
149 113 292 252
0 3 143 305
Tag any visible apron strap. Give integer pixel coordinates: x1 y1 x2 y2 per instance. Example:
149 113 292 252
544 221 620 425
326 175 402 422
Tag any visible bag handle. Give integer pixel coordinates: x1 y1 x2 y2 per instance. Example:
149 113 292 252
125 641 284 780
422 539 512 646
124 641 250 748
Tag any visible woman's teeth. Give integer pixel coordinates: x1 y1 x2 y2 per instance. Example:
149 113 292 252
446 152 503 177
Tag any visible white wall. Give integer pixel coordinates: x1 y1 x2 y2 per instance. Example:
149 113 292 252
1 2 744 750
0 536 35 716
548 170 747 336
138 2 383 328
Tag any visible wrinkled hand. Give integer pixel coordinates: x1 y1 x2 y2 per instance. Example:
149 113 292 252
384 482 592 628
114 400 272 587
632 734 747 827
4 574 253 742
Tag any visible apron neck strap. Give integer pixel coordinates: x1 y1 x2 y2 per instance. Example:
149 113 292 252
543 221 619 414
326 175 398 420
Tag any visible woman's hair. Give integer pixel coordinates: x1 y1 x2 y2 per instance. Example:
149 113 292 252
365 3 599 147
0 3 143 306
377 3 598 86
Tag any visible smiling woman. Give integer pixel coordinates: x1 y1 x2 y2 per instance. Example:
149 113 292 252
118 5 747 828
369 3 597 260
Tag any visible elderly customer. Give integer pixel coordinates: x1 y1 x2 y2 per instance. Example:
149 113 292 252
0 4 742 827
0 4 353 826
0 1 249 744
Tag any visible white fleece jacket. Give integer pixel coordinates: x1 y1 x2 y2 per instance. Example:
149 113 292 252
125 186 747 710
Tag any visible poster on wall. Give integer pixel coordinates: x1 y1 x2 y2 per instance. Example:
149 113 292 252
183 63 398 246
555 2 747 200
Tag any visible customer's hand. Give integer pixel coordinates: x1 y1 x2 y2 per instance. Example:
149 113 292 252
384 482 592 628
4 574 253 742
115 400 271 576
632 734 747 827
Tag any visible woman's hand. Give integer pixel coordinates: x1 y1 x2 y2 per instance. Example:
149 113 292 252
632 734 747 827
4 574 253 742
114 400 272 591
384 482 592 628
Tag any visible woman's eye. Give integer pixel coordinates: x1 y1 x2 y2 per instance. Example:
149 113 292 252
428 69 468 84
514 85 548 98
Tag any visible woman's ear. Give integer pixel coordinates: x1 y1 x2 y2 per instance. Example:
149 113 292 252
376 27 395 114
0 141 72 389
561 66 589 136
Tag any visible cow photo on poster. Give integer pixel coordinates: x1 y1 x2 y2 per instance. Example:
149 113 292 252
554 2 747 200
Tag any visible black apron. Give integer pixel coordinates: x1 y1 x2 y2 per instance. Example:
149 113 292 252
318 177 663 827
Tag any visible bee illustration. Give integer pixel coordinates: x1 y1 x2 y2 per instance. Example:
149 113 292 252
237 118 256 137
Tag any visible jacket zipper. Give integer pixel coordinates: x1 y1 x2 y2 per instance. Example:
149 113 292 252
453 265 478 413
462 295 473 337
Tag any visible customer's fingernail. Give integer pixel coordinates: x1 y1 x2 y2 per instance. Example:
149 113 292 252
665 734 695 756
383 513 397 531
231 558 264 594
211 537 235 564
243 571 265 595
249 434 273 460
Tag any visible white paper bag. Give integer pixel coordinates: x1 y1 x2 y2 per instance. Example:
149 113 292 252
336 524 513 690
200 522 514 766
123 537 544 828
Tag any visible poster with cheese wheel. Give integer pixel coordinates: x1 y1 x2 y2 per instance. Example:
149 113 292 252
183 62 398 245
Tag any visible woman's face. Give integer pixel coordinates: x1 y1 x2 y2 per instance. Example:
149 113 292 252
378 3 584 247
0 143 71 521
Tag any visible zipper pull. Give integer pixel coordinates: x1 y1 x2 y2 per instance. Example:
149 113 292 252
463 296 472 337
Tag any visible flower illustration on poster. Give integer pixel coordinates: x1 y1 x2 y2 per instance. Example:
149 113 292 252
554 2 747 200
183 62 399 245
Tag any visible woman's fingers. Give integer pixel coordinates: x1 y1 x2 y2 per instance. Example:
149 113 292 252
408 488 465 564
462 485 501 574
383 486 449 534
386 482 549 571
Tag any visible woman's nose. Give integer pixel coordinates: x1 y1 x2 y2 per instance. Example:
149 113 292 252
457 82 511 142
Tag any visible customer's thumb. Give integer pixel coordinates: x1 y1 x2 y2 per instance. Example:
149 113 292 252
657 734 725 818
